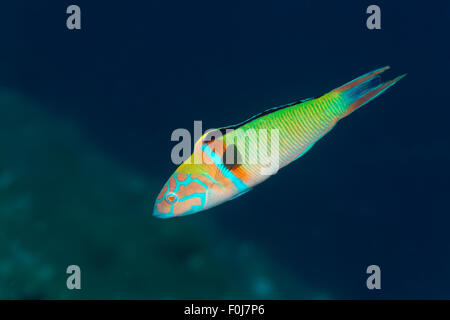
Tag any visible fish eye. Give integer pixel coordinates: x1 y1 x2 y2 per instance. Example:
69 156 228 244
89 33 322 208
165 192 178 204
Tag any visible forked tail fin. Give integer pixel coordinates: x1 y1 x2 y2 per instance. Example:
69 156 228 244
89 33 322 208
331 66 406 118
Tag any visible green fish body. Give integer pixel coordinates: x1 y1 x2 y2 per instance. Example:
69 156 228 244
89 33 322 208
154 66 405 218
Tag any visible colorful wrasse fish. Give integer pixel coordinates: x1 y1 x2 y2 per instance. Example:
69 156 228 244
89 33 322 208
154 66 405 218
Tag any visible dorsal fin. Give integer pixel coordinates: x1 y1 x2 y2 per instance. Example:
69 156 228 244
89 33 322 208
221 97 315 130
197 97 315 146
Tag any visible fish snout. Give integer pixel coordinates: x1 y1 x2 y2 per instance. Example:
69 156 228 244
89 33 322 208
153 202 174 219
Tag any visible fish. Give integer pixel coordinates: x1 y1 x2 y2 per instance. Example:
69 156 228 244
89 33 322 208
154 66 405 218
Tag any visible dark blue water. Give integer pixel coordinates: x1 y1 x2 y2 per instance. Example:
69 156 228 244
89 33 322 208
0 1 449 298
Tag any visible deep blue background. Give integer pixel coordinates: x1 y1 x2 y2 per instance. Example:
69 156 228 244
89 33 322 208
0 1 449 298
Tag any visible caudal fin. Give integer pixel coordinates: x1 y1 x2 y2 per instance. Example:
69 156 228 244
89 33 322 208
332 66 406 118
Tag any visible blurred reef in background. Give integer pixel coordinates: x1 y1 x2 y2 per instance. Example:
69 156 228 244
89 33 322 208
0 90 321 299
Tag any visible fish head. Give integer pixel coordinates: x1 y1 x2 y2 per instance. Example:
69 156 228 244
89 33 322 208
153 166 231 218
153 131 246 218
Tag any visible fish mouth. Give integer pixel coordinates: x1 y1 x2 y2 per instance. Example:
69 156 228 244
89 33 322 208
153 210 174 219
152 204 175 219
